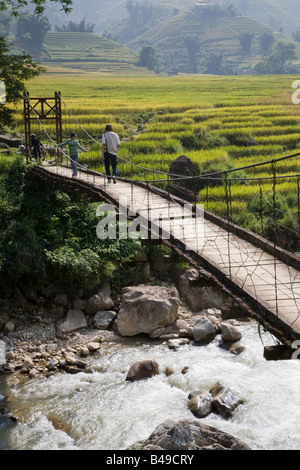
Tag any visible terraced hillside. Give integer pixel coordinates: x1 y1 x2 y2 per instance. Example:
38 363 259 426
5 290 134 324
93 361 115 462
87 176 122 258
227 0 300 38
125 6 287 72
43 32 149 74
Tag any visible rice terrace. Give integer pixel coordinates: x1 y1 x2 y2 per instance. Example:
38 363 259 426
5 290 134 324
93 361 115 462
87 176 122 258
17 73 300 241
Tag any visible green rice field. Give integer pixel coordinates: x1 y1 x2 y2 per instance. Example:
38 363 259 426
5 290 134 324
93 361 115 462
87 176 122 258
11 73 300 249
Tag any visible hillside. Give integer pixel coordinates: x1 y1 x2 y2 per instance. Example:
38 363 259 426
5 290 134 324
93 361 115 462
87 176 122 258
42 0 196 34
225 0 300 38
126 6 281 73
42 32 151 74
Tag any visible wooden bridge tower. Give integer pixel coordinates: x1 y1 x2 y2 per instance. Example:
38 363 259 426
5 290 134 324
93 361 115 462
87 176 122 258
23 91 63 163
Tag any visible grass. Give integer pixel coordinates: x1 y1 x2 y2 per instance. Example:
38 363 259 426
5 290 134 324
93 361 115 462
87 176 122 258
9 73 300 247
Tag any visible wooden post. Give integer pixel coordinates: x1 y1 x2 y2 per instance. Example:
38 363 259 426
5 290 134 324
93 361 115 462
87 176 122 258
23 91 63 163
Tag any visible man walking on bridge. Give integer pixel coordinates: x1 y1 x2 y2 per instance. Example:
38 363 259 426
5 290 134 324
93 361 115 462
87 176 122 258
102 124 120 184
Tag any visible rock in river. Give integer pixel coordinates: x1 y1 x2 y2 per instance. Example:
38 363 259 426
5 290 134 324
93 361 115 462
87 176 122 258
117 285 180 337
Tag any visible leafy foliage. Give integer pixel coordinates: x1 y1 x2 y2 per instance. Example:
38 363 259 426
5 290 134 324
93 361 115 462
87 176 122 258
0 0 73 16
16 13 51 57
0 157 141 295
0 36 45 127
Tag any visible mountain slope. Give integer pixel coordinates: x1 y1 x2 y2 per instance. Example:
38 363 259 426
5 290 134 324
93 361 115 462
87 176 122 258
42 32 149 74
126 6 278 73
225 0 300 38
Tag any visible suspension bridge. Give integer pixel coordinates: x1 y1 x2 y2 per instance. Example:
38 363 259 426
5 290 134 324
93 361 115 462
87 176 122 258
23 92 300 355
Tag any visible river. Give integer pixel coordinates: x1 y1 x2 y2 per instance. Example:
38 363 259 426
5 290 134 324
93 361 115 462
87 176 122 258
0 321 300 450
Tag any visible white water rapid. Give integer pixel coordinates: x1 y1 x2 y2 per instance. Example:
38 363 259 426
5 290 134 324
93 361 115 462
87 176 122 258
1 322 300 450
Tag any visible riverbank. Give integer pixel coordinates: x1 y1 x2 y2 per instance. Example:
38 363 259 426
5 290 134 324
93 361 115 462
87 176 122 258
0 263 284 451
0 261 251 383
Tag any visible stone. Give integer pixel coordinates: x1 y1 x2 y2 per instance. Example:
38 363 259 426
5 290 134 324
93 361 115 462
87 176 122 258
117 285 180 337
169 155 193 174
94 310 116 330
46 344 58 354
129 419 250 450
210 381 245 419
167 338 190 349
86 342 101 352
39 285 55 298
0 312 10 332
22 282 38 302
65 353 77 365
73 299 85 310
229 343 245 356
12 288 27 308
47 358 59 370
22 356 34 369
126 359 160 382
85 289 114 315
56 310 87 335
153 255 174 273
54 293 68 306
220 322 242 343
188 391 213 418
164 366 175 376
4 321 15 333
193 317 216 344
28 368 39 378
79 346 90 357
64 365 82 374
0 134 21 147
47 306 65 320
177 269 226 312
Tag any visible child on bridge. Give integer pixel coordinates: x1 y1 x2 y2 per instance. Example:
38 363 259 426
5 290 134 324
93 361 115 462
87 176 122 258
58 132 87 177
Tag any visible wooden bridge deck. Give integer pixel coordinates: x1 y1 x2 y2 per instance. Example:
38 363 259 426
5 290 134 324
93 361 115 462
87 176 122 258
34 164 300 348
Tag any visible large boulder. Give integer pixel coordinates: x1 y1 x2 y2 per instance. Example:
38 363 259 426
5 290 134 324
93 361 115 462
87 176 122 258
0 135 21 148
56 309 87 335
126 359 160 382
128 419 250 450
85 284 114 315
193 316 216 344
177 269 226 312
188 391 213 418
220 322 242 343
117 285 180 337
94 310 116 329
210 381 245 419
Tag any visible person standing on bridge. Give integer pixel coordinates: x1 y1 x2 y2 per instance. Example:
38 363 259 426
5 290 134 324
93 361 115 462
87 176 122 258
102 124 120 184
58 132 87 177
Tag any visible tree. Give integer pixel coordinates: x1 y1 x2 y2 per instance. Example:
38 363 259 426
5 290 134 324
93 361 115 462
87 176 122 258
292 31 300 43
204 50 224 74
0 0 72 16
0 37 45 127
138 44 162 73
255 41 296 74
55 17 95 33
185 36 201 73
16 13 51 57
259 32 274 54
238 32 255 53
0 0 73 128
